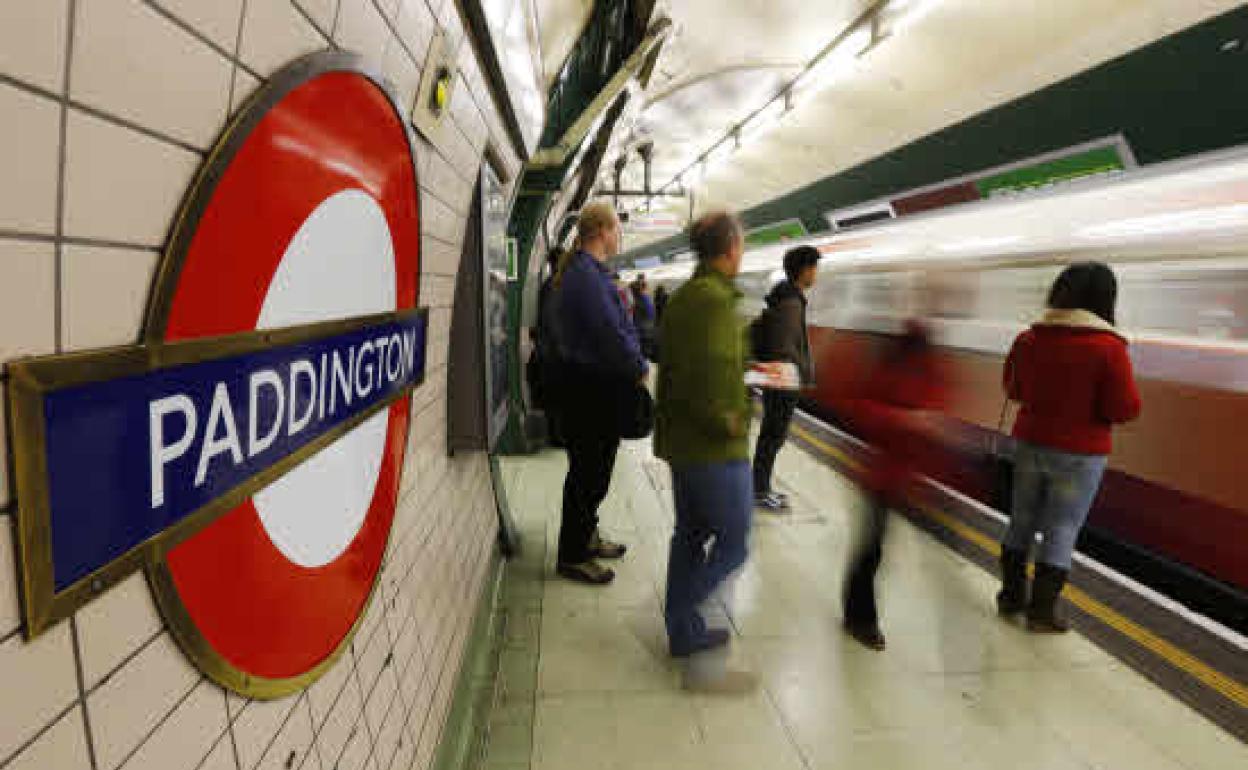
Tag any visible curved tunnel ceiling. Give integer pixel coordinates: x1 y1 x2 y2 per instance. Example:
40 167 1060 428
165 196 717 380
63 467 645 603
595 0 1244 254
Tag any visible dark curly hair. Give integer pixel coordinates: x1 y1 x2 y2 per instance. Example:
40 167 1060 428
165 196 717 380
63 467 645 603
783 245 820 282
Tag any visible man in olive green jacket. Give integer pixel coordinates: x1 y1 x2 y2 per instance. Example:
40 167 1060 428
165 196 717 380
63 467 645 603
655 212 755 692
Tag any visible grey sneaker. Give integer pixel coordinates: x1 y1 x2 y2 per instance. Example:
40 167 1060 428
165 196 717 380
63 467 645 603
754 492 790 512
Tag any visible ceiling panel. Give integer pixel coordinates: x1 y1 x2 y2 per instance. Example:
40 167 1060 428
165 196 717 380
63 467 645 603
534 0 593 87
603 0 1244 249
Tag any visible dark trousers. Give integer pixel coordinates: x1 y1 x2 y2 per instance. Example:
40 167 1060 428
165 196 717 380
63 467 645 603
557 422 620 565
843 498 889 627
752 389 799 495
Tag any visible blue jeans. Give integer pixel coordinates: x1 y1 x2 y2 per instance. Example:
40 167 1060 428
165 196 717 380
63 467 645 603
665 460 752 652
1003 442 1107 569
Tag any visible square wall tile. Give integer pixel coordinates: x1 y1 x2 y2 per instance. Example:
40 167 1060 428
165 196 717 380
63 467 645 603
316 673 366 767
370 689 407 770
231 694 302 770
254 696 316 770
198 735 239 770
75 571 163 689
5 705 91 770
377 0 403 22
296 0 340 34
63 108 200 246
335 0 390 68
418 231 459 275
421 195 462 248
61 245 159 352
394 0 436 65
239 0 327 79
72 0 234 150
0 518 20 636
0 239 56 364
0 1 69 93
119 681 227 770
432 0 464 50
0 84 60 234
154 0 245 52
306 651 355 728
231 67 261 116
87 632 200 770
389 726 417 770
382 37 421 117
333 723 377 770
0 622 78 763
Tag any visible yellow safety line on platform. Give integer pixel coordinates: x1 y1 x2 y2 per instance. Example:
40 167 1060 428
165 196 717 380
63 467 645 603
789 423 1248 710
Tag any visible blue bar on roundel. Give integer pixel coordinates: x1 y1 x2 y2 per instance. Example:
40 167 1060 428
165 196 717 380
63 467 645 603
42 315 427 591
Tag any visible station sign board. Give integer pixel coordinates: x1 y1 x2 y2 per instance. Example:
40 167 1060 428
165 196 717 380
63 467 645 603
7 52 426 698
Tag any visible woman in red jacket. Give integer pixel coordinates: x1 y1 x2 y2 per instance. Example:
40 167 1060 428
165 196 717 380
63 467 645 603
997 262 1142 633
843 321 947 650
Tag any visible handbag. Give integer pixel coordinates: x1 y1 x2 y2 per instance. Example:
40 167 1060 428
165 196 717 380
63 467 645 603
617 380 655 440
987 399 1015 514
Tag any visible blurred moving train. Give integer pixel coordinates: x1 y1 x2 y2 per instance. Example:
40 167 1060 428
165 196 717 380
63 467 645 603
634 147 1248 631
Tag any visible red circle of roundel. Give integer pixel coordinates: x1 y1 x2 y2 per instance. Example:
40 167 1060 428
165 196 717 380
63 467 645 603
160 71 419 679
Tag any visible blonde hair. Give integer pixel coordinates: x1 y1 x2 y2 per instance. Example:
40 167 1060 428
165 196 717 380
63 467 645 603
576 201 618 243
553 246 575 287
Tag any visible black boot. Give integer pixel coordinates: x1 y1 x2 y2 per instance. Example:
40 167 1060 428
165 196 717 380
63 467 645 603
1027 563 1070 634
996 547 1029 617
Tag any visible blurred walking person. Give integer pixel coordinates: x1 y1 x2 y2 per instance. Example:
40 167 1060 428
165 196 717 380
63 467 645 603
841 321 946 650
996 262 1141 632
656 211 756 693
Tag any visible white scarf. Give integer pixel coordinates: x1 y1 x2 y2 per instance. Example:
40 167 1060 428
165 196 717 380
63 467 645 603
1036 308 1127 341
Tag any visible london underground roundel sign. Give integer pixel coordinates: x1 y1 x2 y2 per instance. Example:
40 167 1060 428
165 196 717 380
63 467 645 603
6 52 426 698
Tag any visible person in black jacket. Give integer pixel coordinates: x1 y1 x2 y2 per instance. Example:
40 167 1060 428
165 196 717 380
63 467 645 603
631 274 658 361
531 247 570 447
751 245 819 511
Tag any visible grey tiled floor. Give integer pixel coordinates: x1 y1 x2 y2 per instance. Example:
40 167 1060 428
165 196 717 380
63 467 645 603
484 438 1246 770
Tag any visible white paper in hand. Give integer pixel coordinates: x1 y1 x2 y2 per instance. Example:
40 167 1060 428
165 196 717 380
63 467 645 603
745 362 801 390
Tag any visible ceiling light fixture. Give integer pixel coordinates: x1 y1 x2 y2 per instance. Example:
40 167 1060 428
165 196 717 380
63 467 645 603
740 98 787 142
702 138 738 175
792 25 872 98
660 1 939 195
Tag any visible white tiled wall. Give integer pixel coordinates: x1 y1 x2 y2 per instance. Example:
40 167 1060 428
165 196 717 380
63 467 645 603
0 1 522 769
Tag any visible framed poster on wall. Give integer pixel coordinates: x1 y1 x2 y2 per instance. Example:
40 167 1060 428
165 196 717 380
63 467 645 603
482 163 511 449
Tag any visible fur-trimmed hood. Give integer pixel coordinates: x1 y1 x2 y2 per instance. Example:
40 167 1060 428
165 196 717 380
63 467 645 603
1034 308 1127 342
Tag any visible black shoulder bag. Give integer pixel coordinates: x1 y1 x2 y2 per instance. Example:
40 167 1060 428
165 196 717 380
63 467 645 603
988 399 1016 515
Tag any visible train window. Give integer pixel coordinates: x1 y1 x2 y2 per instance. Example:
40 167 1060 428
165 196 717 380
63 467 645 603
1116 260 1248 342
925 271 978 319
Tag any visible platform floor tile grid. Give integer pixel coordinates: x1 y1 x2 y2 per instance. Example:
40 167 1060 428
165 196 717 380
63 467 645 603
482 438 1246 770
